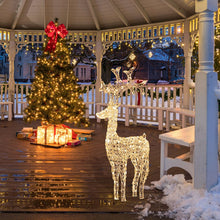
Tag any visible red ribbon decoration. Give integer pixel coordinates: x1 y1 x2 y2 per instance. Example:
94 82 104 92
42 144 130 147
45 21 68 52
136 80 143 105
53 124 77 140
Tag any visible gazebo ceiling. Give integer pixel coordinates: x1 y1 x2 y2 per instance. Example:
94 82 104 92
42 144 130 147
0 0 198 31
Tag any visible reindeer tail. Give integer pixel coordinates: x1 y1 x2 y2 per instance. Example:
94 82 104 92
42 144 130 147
143 133 146 138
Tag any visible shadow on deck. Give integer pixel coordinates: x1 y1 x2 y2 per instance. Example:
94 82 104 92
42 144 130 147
0 119 190 219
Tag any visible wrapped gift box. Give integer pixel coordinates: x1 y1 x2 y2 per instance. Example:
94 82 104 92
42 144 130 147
22 127 34 133
37 124 73 145
28 136 37 143
66 140 81 147
77 133 92 141
17 132 33 140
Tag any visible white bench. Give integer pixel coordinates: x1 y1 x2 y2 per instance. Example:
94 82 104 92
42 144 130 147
124 105 165 130
0 101 13 121
165 108 195 131
85 102 94 118
96 103 165 130
159 126 195 178
160 124 220 179
96 103 195 131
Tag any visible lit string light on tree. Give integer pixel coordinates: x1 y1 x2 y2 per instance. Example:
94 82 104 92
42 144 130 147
24 20 89 145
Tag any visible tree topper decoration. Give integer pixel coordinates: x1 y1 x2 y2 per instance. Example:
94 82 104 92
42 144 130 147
45 20 68 53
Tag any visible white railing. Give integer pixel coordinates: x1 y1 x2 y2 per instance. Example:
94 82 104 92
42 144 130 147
100 84 184 123
13 83 96 117
0 83 9 102
79 84 96 117
0 83 193 125
14 83 30 116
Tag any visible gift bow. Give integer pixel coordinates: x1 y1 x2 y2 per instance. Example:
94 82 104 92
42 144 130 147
45 21 68 52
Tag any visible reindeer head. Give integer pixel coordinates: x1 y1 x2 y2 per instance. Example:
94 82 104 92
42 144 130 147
96 100 119 120
96 66 136 120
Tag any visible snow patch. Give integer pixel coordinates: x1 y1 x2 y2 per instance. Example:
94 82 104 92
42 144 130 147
139 203 151 217
144 185 152 190
151 174 220 220
134 204 144 209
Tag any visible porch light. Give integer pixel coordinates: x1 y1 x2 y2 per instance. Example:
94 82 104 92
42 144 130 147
148 51 153 58
177 27 182 34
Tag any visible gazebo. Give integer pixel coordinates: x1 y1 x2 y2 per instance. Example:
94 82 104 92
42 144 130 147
0 0 219 192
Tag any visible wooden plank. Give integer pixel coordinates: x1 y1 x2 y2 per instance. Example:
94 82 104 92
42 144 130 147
31 142 63 148
0 118 185 213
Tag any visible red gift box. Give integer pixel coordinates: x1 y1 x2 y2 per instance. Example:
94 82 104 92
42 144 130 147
66 140 81 147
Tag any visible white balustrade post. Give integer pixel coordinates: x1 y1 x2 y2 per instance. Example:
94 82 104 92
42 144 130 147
8 32 16 114
95 31 103 104
194 0 218 190
183 20 194 109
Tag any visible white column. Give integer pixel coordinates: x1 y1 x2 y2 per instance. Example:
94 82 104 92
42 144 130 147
183 20 194 109
194 0 218 190
8 32 16 104
95 31 103 104
183 52 192 109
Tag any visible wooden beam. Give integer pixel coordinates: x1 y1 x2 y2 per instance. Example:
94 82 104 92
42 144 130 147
160 0 187 18
108 0 129 26
0 0 7 7
12 0 27 29
66 0 70 29
86 0 100 30
131 0 151 24
44 0 46 29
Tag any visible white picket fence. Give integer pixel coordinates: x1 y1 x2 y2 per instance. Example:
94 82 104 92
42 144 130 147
0 83 195 124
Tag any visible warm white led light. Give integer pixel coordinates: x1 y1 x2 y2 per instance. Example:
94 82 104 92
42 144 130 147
96 67 150 202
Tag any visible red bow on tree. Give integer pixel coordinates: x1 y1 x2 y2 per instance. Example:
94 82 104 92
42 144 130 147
45 21 68 52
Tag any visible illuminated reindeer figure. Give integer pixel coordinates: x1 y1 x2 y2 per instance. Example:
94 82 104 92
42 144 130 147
96 68 150 202
123 66 135 83
111 66 122 83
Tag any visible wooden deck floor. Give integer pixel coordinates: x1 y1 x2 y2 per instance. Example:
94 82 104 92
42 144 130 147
0 119 189 216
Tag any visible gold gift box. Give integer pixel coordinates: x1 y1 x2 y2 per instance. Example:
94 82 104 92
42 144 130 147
37 125 72 145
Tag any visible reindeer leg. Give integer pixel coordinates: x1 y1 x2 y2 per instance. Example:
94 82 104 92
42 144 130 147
120 162 127 202
111 162 119 200
132 166 140 197
139 160 149 199
131 159 141 197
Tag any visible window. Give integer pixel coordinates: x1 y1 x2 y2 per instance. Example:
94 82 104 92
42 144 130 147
76 68 78 77
19 65 22 76
32 53 35 61
30 66 33 77
81 68 83 79
84 68 86 79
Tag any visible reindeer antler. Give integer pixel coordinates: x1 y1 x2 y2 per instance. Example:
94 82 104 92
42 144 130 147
100 67 138 105
111 67 122 84
123 67 135 83
100 80 124 101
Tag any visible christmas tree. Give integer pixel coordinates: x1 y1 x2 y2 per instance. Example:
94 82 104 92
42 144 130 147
24 20 89 127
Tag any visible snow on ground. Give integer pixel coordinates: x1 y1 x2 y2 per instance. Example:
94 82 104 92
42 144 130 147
137 174 220 220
